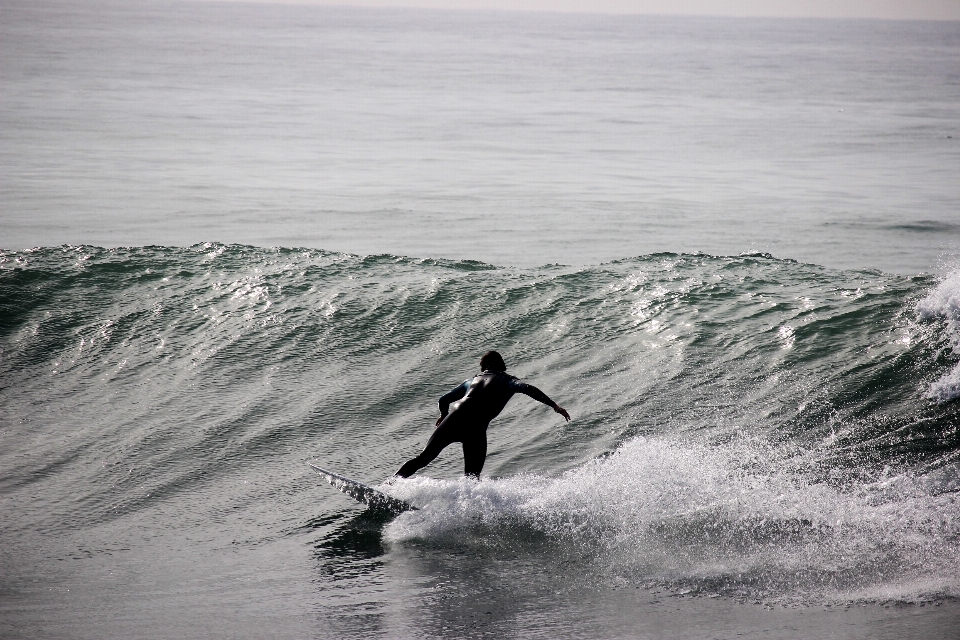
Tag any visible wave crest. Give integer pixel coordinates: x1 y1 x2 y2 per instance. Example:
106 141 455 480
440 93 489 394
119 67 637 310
917 269 960 401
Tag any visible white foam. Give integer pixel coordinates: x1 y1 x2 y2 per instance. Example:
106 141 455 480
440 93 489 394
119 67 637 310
917 268 960 401
382 436 960 603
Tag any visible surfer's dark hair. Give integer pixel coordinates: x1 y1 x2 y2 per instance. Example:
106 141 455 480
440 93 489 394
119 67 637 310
480 350 506 372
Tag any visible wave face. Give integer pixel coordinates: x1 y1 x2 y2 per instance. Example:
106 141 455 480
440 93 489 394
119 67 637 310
2 244 959 607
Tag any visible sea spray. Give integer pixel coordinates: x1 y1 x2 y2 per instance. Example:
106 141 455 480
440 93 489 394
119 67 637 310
917 269 960 401
384 436 960 603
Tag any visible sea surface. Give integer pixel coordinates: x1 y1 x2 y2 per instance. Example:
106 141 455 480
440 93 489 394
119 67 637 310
2 0 959 272
2 2 960 639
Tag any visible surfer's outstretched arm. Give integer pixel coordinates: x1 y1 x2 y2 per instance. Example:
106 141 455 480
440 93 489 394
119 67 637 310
508 379 571 421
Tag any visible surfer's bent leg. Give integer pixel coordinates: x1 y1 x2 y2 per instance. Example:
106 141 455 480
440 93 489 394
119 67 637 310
395 416 460 478
461 430 487 478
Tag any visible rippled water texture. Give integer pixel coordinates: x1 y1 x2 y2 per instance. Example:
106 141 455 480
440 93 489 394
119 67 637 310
1 245 958 637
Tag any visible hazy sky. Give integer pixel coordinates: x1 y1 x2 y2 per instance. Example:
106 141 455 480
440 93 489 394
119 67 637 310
199 0 960 21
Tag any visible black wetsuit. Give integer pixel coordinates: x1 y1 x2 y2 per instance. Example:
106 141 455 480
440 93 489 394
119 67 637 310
396 370 558 478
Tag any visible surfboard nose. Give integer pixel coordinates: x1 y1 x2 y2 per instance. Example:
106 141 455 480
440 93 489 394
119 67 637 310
308 463 417 513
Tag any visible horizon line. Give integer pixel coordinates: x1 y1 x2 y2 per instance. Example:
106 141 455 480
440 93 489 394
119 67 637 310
182 0 960 22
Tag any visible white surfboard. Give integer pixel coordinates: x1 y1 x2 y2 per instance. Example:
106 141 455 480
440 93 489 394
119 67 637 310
308 463 417 513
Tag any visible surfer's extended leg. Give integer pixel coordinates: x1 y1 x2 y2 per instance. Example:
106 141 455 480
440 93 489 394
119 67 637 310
395 418 459 478
461 431 487 478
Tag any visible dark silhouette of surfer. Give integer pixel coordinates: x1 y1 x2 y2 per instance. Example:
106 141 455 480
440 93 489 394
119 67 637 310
396 351 570 478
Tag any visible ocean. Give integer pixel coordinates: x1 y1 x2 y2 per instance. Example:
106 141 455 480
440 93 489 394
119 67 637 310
2 1 960 638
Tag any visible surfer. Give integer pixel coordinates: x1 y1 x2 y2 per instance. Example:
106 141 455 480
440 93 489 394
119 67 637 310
395 351 570 478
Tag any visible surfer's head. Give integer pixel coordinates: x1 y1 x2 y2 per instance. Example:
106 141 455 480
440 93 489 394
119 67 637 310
480 350 506 372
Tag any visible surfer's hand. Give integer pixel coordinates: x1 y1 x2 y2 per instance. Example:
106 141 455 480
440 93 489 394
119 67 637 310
554 405 570 421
